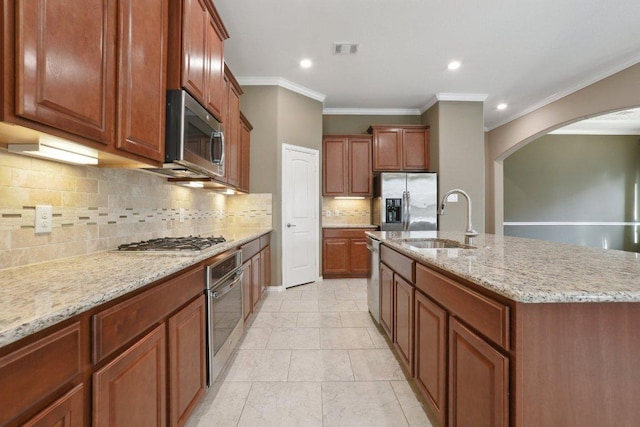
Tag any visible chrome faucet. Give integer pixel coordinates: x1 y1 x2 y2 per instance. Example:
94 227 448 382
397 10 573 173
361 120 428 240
439 189 478 245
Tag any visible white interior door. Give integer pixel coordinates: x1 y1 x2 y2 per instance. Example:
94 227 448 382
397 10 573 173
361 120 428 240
282 144 319 288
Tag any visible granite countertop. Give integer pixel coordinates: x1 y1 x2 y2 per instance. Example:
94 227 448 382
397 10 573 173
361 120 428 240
0 228 272 349
367 230 640 304
323 224 378 229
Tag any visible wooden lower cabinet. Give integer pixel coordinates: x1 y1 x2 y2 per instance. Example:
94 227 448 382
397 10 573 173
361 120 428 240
242 261 252 322
448 318 509 427
251 251 262 310
322 228 376 278
393 274 414 374
93 324 167 427
261 244 271 292
414 292 447 427
23 384 84 427
379 263 394 340
168 296 206 427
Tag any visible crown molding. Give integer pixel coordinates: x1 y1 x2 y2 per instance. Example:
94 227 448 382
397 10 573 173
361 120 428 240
435 93 488 102
236 76 326 102
485 55 640 131
322 108 421 116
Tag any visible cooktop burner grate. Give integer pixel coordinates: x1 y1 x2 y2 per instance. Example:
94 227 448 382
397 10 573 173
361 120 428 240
117 236 226 252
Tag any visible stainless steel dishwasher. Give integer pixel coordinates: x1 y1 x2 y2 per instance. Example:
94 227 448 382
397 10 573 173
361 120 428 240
366 236 381 324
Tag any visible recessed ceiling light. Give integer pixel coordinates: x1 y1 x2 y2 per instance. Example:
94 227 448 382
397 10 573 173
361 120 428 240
447 61 461 71
300 59 312 68
497 103 508 110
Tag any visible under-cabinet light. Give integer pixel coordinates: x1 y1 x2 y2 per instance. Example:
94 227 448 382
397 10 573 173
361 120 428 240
180 181 205 188
8 136 99 165
334 196 365 200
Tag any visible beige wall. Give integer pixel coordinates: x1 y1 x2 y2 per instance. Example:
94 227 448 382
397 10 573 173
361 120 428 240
323 115 422 135
486 62 640 233
422 101 485 233
241 86 323 286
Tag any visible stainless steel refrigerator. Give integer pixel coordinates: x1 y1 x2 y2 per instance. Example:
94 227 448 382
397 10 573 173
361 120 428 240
372 172 438 231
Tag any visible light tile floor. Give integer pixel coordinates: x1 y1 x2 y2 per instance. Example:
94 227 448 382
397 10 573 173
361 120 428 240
186 278 433 427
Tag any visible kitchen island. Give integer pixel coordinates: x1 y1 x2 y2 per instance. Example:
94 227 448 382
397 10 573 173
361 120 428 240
367 230 640 427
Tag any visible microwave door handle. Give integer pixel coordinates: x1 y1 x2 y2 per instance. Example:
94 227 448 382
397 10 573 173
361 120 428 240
210 131 225 166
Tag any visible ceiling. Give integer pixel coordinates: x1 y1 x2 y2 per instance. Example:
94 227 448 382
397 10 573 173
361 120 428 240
213 0 640 131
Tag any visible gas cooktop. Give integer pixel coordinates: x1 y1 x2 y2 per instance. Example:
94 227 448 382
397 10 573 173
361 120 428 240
116 236 227 252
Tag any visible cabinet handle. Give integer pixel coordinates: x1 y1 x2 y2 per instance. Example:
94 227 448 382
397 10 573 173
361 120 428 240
287 223 296 228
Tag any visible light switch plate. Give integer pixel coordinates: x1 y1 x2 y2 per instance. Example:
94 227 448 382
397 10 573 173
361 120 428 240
35 205 53 234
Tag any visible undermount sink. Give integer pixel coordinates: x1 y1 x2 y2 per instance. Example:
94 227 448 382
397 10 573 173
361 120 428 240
397 238 476 250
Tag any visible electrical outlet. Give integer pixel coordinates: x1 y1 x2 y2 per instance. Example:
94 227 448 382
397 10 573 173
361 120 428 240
334 209 340 216
35 205 53 234
179 208 185 223
325 209 332 217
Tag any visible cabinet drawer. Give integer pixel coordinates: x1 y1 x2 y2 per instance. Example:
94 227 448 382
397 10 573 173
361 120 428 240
92 266 204 364
242 238 260 261
259 233 271 249
380 245 414 283
0 322 82 426
416 264 509 350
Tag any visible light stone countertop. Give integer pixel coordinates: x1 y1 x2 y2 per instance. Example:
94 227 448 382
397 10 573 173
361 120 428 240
0 228 272 349
368 230 640 304
322 224 378 229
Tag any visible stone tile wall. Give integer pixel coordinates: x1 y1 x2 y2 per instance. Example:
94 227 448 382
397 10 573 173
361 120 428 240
0 151 271 269
321 197 372 226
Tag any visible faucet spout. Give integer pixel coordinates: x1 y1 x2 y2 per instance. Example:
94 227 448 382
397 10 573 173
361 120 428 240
439 189 478 244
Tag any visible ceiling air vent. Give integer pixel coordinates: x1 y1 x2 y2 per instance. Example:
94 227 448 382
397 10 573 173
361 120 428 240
333 43 359 55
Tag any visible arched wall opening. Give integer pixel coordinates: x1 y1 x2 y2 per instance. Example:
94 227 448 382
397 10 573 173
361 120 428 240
486 63 640 240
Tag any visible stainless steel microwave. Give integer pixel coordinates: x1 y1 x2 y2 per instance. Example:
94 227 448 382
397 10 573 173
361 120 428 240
144 90 225 179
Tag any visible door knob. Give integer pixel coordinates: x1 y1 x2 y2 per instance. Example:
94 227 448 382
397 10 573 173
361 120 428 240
286 223 296 228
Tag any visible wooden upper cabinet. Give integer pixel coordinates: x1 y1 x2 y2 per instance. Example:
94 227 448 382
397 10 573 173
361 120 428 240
115 0 168 162
369 125 430 171
9 0 168 165
173 0 229 121
239 112 253 193
223 66 243 188
322 135 372 197
15 0 116 145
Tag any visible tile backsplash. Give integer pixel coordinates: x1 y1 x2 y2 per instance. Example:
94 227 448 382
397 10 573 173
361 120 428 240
0 151 271 269
322 197 372 226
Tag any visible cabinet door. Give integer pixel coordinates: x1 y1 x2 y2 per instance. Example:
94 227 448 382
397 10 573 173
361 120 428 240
16 0 115 144
322 238 349 276
251 253 262 309
205 14 224 119
93 324 166 427
23 384 84 427
239 115 252 192
380 263 394 340
181 0 208 105
449 318 509 427
394 274 414 374
402 128 429 170
323 136 348 196
349 136 373 196
242 261 252 322
168 297 206 427
116 0 167 162
349 238 370 276
372 128 402 171
415 292 447 427
225 81 242 187
261 245 271 292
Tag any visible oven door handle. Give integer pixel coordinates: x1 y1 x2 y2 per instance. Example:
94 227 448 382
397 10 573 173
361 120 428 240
211 272 243 299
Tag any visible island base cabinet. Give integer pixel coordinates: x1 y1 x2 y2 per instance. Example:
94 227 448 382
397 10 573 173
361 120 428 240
93 324 167 427
393 274 414 374
379 263 394 340
449 318 508 427
414 292 447 427
168 296 206 427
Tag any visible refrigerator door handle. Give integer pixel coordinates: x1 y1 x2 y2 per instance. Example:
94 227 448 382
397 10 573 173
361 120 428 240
402 191 409 231
405 190 411 230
